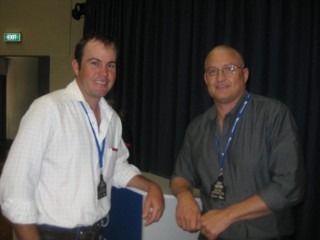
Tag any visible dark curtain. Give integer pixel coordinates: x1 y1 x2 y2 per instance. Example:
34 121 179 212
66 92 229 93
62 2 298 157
83 0 320 239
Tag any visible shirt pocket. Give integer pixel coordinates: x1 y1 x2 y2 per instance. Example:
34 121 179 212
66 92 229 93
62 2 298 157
104 147 118 179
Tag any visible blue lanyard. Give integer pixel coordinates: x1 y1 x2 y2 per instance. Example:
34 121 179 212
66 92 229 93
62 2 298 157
215 93 251 172
80 102 106 170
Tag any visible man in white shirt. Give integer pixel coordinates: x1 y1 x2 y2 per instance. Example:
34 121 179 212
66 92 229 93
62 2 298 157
0 33 164 240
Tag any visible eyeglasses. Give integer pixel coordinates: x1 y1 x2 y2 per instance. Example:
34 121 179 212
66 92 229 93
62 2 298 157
205 64 243 78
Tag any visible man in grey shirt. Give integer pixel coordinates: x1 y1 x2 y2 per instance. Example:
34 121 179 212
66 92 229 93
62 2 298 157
170 45 305 240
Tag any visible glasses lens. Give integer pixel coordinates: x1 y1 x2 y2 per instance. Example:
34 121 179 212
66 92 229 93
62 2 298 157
223 64 240 74
206 68 217 77
206 65 242 77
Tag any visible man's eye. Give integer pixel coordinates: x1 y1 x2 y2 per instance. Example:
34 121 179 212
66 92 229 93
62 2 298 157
91 61 100 66
107 63 116 69
207 68 217 75
225 66 235 71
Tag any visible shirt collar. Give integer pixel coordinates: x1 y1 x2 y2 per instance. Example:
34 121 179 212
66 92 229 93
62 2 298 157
208 90 249 121
226 90 249 118
65 79 110 110
65 79 85 101
65 80 116 136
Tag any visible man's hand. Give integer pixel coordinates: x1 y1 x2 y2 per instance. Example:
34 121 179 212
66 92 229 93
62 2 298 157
199 195 272 240
170 176 201 232
175 191 201 232
142 183 165 226
199 209 232 240
14 224 40 240
127 175 165 226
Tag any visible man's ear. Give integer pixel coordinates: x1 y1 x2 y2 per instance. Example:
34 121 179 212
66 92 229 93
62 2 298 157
72 59 80 76
243 68 249 84
204 74 208 85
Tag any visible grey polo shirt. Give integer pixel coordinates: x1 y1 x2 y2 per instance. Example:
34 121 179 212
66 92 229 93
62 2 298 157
172 91 305 239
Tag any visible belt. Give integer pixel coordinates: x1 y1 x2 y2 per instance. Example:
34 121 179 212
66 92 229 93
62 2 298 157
198 234 294 240
38 220 103 240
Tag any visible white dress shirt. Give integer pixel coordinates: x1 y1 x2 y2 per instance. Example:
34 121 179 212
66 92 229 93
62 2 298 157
0 80 140 228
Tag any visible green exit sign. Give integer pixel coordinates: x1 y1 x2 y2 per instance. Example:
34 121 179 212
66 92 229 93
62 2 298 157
4 32 22 42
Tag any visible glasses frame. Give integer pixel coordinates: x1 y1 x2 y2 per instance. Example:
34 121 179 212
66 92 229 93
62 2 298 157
205 64 244 78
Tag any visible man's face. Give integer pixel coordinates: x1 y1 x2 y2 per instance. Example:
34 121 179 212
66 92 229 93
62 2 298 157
73 40 117 104
204 48 249 106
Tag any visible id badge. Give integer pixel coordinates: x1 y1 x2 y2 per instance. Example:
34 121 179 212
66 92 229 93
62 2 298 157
210 174 226 200
97 174 107 200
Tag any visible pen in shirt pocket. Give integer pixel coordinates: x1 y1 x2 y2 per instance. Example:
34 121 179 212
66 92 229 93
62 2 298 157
112 147 118 151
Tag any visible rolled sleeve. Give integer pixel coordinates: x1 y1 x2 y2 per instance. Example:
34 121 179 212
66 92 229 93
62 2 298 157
111 139 141 188
0 98 51 224
1 198 38 224
257 109 305 212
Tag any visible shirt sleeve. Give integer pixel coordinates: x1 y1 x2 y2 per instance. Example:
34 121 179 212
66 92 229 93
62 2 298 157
171 120 200 187
111 118 141 188
0 97 54 224
257 106 306 212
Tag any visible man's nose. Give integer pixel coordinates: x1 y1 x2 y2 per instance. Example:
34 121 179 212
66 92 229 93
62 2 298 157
216 69 225 81
100 67 109 76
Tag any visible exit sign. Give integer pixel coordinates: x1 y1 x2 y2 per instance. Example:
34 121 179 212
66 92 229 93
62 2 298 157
4 33 22 42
